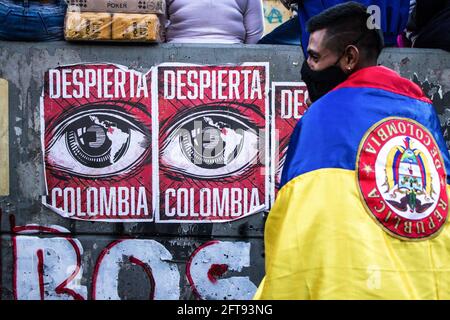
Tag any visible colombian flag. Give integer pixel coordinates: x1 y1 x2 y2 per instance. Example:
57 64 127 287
255 66 450 299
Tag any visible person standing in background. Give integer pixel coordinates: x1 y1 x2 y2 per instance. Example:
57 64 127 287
165 0 264 44
405 0 450 52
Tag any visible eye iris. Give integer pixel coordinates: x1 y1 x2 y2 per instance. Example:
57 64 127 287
179 116 244 169
66 115 131 168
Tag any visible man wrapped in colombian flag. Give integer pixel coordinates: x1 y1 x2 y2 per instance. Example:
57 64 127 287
255 2 450 299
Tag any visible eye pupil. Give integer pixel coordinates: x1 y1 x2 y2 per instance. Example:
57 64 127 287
86 125 107 149
202 127 221 149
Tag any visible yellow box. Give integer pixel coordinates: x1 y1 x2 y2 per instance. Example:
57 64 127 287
112 13 160 42
65 12 112 41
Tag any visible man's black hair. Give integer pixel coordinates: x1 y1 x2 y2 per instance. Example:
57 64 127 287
306 1 384 61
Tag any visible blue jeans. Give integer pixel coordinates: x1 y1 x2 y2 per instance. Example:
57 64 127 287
258 17 301 46
0 0 67 41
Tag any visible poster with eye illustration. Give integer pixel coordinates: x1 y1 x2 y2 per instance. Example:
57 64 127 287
271 82 309 201
156 63 270 222
41 63 153 222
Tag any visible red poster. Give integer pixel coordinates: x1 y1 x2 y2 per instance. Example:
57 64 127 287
41 64 153 221
271 82 309 200
156 63 270 222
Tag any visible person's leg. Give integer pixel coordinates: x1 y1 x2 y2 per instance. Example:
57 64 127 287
0 0 66 41
257 17 300 45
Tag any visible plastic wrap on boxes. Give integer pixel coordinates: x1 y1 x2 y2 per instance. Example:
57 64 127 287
64 11 162 42
67 0 165 15
112 13 160 42
65 11 112 40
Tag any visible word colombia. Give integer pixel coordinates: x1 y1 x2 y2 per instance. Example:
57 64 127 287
47 186 150 218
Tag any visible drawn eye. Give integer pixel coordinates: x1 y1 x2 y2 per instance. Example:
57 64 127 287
46 106 151 178
160 106 261 180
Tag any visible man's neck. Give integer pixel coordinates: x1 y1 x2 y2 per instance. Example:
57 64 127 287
354 60 377 72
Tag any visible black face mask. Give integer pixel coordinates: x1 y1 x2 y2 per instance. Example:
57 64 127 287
301 58 349 103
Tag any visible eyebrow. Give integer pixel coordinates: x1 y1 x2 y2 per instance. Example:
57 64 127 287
307 49 320 57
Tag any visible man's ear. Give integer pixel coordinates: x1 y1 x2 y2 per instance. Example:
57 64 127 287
343 45 360 73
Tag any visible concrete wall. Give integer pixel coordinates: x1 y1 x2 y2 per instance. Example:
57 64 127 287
0 42 449 300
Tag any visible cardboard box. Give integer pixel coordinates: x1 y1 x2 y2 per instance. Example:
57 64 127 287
112 13 160 42
65 12 112 40
68 0 165 15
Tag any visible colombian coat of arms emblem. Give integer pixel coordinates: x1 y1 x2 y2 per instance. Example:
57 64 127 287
357 117 448 240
